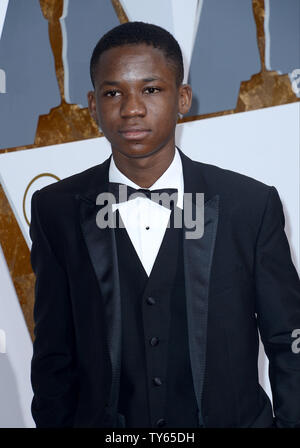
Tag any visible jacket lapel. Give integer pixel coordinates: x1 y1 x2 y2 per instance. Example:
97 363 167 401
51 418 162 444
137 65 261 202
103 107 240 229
180 149 219 427
77 159 121 420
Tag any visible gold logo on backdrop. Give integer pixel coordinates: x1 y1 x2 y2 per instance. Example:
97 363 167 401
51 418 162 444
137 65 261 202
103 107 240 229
22 173 61 226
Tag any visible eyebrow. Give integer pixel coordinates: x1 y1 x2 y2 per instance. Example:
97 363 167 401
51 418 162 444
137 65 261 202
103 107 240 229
99 77 164 89
142 77 163 82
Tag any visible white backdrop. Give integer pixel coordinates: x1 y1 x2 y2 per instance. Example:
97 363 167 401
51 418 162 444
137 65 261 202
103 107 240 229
0 245 34 427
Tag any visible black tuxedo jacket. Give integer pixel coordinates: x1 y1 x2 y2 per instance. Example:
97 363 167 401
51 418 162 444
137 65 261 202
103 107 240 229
30 150 300 428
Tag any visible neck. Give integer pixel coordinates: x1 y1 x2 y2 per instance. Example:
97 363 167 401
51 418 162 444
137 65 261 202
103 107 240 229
112 146 176 189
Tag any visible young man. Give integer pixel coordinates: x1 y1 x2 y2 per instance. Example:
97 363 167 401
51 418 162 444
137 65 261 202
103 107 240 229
30 22 300 428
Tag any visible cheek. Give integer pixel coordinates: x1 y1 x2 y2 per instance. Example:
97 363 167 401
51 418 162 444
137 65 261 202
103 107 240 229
97 105 117 127
149 99 178 119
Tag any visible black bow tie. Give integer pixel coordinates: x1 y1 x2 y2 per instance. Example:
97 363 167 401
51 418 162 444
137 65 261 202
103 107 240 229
108 182 178 209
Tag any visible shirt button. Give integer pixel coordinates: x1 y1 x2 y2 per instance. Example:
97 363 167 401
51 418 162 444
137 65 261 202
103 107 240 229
150 337 159 346
153 377 163 386
156 418 166 427
146 297 156 305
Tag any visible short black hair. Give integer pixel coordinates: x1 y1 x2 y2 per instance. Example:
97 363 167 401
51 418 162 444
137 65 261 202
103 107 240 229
90 21 184 87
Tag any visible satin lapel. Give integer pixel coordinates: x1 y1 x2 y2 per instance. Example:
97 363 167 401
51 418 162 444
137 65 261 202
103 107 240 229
179 149 219 427
183 195 219 427
78 187 121 417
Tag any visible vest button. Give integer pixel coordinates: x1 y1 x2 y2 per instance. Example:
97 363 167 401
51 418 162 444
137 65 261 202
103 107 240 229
150 337 159 346
156 418 166 427
146 296 156 305
153 377 163 386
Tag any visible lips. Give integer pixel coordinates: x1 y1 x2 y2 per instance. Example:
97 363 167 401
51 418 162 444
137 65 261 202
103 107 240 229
119 128 151 140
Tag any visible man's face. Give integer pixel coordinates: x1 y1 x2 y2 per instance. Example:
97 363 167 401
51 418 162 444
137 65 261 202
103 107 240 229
88 44 192 160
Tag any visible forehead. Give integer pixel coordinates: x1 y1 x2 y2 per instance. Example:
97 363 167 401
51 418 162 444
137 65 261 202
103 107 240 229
94 44 177 85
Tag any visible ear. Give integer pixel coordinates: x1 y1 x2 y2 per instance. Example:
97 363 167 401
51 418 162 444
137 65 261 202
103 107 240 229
178 84 192 116
87 91 98 124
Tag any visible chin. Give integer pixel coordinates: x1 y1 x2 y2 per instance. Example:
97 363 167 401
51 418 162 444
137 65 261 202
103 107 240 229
118 145 160 159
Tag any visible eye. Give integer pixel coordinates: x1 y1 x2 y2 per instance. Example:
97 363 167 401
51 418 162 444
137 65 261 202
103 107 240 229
104 89 121 97
144 87 161 94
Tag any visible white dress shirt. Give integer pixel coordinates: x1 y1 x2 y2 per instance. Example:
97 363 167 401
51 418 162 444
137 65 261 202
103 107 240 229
109 148 184 276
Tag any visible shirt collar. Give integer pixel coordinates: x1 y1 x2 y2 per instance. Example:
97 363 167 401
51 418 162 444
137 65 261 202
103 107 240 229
109 148 184 209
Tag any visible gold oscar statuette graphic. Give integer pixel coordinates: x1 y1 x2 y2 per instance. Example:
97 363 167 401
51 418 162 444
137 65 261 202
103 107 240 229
181 0 299 124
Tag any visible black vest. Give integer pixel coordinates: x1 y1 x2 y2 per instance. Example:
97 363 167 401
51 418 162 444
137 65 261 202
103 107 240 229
115 210 198 428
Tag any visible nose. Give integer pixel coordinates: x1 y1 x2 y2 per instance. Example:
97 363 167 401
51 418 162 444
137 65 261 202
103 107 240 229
120 92 146 118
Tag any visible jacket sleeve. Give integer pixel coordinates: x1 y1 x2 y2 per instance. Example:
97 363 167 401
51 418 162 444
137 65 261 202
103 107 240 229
254 186 300 428
30 190 78 427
